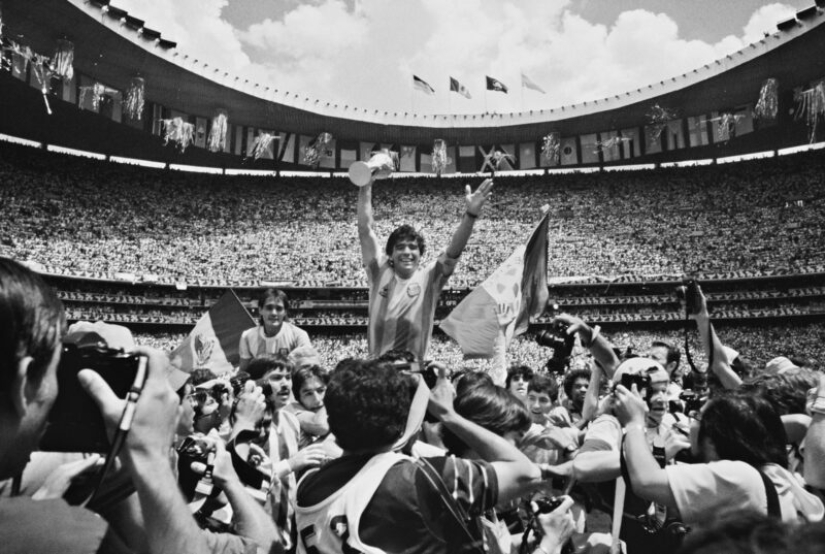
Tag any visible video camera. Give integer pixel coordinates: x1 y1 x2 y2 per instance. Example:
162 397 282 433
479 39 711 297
536 321 575 374
41 342 146 453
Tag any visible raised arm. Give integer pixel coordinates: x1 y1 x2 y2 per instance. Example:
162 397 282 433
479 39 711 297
804 374 825 489
692 285 741 389
427 367 541 504
357 181 382 265
444 179 493 260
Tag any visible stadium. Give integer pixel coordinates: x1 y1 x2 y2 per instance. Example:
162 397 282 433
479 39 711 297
2 0 824 372
1 1 825 552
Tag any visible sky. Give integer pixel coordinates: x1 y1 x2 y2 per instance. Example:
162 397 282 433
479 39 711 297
112 0 811 115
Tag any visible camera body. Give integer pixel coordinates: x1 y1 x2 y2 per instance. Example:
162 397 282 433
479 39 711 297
533 496 564 514
675 279 701 314
617 373 652 399
678 390 705 415
536 322 575 374
40 343 145 453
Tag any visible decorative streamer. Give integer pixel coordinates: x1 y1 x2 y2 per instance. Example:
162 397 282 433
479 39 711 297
124 77 145 120
250 132 276 160
593 136 630 154
50 38 74 80
29 54 53 115
162 117 195 152
79 82 118 112
542 133 560 164
646 103 677 143
207 110 228 153
793 82 825 143
754 78 779 121
431 139 450 175
302 132 333 166
715 113 742 141
491 150 515 169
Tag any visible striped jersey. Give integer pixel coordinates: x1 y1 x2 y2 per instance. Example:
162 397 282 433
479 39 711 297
365 252 456 362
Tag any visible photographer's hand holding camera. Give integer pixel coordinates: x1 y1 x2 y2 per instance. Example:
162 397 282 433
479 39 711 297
550 313 620 380
530 495 576 554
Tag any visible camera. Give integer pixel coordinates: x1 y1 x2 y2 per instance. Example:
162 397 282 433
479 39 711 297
532 496 564 514
679 390 705 415
675 279 701 314
536 322 575 374
40 343 146 453
617 373 652 397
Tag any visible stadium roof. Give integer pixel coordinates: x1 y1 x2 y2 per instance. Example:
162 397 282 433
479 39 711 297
4 0 825 144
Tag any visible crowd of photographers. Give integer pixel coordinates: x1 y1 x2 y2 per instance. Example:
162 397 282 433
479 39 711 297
1 142 825 288
2 258 824 554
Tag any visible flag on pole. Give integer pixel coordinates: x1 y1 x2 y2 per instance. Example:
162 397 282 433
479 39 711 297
413 75 436 95
521 72 546 94
169 290 257 376
449 77 472 99
486 76 509 93
440 210 550 358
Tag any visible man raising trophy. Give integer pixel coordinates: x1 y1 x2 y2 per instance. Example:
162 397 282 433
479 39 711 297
353 151 493 362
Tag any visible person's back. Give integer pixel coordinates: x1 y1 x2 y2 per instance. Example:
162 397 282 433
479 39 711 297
295 358 540 554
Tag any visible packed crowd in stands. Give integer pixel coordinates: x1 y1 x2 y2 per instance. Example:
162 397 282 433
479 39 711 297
1 141 824 288
135 320 825 377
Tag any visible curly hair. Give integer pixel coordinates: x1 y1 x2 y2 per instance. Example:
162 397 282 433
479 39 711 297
441 382 531 456
325 358 412 452
562 368 591 398
505 364 534 390
698 391 788 468
385 224 426 258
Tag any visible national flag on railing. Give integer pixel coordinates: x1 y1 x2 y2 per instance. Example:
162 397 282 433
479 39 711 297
413 75 436 95
486 75 509 93
521 72 546 94
450 77 472 99
169 289 256 376
441 209 550 358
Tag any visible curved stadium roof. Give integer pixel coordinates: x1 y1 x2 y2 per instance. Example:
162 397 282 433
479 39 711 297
4 0 825 146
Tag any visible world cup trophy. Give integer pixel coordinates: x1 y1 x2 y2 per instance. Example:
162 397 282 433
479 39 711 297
348 150 397 187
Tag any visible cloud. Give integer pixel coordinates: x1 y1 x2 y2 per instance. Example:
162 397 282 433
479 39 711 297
103 1 800 115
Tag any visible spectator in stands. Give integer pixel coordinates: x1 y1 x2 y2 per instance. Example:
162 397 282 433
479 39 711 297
357 176 493 362
239 289 311 372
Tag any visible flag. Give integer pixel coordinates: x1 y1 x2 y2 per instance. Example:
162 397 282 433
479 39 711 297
169 290 257 376
521 72 546 94
486 76 509 93
449 77 472 99
413 75 435 95
440 211 550 358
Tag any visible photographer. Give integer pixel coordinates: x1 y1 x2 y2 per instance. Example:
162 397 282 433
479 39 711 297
0 258 279 553
613 387 823 527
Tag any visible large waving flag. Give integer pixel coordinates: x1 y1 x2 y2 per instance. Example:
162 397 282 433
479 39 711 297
440 210 550 358
170 290 256 376
413 75 436 95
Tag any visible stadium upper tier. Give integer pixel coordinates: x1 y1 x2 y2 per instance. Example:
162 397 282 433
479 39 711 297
1 141 823 287
1 0 825 161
